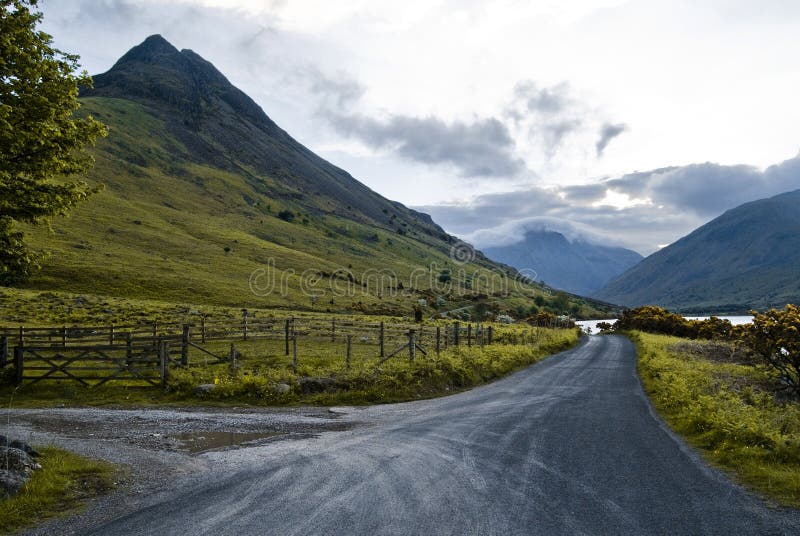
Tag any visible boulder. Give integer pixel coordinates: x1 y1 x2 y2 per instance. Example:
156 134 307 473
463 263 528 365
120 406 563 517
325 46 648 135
270 382 291 395
193 383 217 396
298 377 338 394
0 447 42 476
0 469 29 498
0 435 41 458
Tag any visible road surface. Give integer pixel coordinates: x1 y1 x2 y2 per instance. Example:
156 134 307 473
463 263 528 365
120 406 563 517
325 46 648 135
38 336 800 534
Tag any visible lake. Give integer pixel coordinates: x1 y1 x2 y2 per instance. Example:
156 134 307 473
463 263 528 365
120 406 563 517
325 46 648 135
576 315 754 334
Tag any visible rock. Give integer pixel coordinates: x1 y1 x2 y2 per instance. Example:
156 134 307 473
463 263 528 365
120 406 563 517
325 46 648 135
270 382 291 395
0 469 29 498
193 383 217 396
0 447 42 476
298 377 338 394
0 435 40 457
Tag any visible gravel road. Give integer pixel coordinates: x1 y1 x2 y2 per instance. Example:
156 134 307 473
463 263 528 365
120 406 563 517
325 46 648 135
8 335 800 535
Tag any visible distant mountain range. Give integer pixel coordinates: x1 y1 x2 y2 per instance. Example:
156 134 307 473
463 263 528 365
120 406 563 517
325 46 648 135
595 189 800 312
482 230 643 296
17 35 611 318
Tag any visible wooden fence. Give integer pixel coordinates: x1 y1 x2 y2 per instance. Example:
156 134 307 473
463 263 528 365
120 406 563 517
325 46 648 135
0 315 496 387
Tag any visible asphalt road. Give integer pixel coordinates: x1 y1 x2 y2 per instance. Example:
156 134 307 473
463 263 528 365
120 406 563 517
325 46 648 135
86 335 800 535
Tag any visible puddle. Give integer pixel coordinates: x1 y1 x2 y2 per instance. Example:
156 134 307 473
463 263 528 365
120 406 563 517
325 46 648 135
173 431 282 454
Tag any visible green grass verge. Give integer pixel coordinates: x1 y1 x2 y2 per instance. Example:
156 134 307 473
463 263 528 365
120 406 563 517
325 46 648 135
630 331 800 508
0 447 116 535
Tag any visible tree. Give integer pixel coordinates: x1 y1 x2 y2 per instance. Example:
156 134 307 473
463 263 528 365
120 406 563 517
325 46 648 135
0 0 106 284
740 305 800 400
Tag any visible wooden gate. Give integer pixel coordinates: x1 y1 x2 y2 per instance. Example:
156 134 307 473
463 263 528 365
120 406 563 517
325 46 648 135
13 343 168 387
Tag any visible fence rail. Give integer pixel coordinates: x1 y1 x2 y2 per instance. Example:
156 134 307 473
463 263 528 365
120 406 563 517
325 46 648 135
1 314 506 387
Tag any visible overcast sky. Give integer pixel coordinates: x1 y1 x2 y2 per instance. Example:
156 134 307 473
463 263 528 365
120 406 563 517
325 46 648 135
39 0 800 255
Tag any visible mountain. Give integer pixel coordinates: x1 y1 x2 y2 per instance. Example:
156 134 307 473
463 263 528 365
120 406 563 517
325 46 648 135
482 230 643 296
594 189 800 312
17 35 611 318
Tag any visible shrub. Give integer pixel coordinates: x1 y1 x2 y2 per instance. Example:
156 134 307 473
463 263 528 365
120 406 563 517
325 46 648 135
740 305 800 399
277 210 295 222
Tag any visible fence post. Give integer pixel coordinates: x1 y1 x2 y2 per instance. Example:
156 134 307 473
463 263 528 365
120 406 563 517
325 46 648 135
19 326 24 347
109 324 114 345
435 327 441 356
453 322 460 346
292 334 298 371
379 321 385 358
201 317 206 344
467 324 472 347
14 346 23 385
152 322 158 347
242 309 248 340
346 335 352 370
0 336 7 368
181 324 190 366
488 326 493 345
126 332 133 363
61 325 67 347
409 330 416 361
159 341 169 387
285 319 291 356
229 343 237 376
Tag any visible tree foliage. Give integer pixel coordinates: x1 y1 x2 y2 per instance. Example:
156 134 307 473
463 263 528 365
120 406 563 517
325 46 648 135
0 0 106 284
741 305 800 399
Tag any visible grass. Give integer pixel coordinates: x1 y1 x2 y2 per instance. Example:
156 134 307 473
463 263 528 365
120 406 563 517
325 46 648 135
0 446 116 535
630 331 800 507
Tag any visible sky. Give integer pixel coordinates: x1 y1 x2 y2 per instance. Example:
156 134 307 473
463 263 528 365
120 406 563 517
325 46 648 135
38 0 800 255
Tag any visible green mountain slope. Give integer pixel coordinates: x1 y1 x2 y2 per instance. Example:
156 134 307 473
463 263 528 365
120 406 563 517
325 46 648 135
594 189 800 312
16 35 610 318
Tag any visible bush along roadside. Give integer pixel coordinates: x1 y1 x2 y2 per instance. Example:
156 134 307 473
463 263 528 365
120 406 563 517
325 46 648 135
631 331 800 508
0 445 116 535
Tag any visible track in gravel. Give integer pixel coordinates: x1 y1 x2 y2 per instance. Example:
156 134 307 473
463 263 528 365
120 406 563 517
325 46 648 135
63 335 797 535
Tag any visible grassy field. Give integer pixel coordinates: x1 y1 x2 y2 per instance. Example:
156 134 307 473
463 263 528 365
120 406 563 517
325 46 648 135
2 326 579 407
0 447 116 535
0 287 581 407
631 331 800 507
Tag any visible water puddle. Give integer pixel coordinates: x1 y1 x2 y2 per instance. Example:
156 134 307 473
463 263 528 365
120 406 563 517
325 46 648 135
173 431 282 454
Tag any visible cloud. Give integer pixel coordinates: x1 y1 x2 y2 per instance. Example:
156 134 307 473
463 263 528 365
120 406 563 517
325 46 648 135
303 66 365 109
417 184 698 255
560 183 607 202
414 187 566 234
324 112 526 178
506 80 586 155
307 73 624 178
466 216 626 249
513 81 572 116
595 122 627 156
416 152 800 255
606 153 800 217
